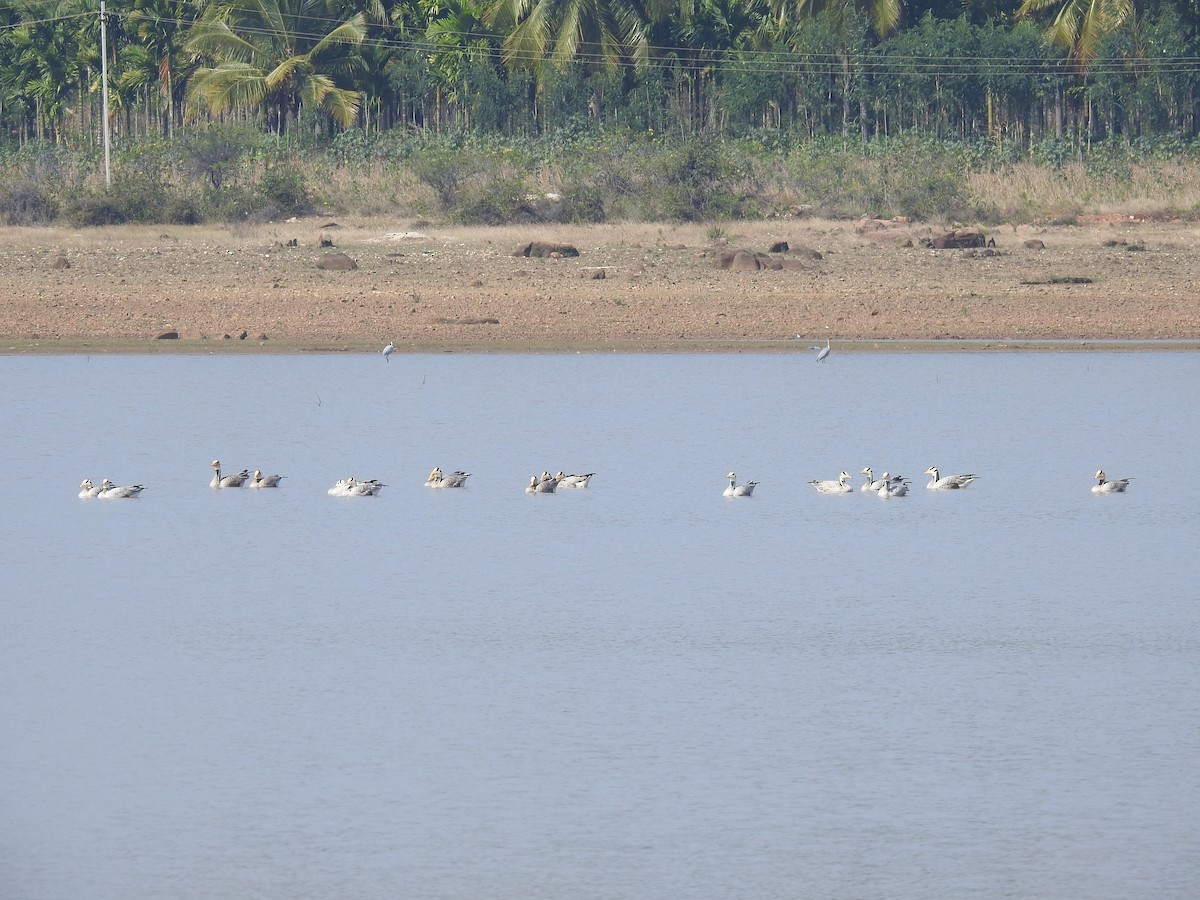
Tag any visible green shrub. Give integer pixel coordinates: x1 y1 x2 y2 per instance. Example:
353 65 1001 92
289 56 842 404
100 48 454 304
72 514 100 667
258 167 312 217
655 137 744 221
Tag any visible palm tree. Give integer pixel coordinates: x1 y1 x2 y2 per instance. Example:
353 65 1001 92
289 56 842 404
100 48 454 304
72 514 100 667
1016 0 1134 72
483 0 670 72
185 0 368 131
118 0 201 137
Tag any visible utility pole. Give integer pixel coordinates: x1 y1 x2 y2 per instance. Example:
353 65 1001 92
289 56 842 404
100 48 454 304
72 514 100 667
99 0 111 186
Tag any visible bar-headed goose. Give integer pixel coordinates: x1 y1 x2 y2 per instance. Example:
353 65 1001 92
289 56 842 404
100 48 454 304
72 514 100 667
925 467 978 490
526 474 557 493
347 478 386 496
723 472 757 497
210 460 249 488
427 468 471 488
1092 470 1132 493
877 473 910 497
809 471 853 493
79 479 104 499
555 472 594 488
859 467 888 492
250 470 284 488
98 479 145 499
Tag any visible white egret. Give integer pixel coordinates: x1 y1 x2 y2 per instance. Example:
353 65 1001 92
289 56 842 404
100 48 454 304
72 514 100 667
382 342 395 362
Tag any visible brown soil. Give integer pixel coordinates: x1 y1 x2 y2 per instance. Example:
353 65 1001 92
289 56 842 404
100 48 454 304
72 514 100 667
2 216 1198 353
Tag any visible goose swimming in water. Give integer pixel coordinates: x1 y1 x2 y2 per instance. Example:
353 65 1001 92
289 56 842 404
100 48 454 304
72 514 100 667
328 477 385 496
723 472 757 497
554 471 595 488
859 467 888 492
526 474 557 493
98 479 145 499
877 473 910 497
210 460 250 488
1092 470 1132 493
426 468 471 488
328 477 354 496
78 479 104 499
925 467 979 490
250 470 284 488
809 471 853 493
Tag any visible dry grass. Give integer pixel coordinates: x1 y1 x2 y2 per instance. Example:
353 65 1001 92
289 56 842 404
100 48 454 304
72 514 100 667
968 160 1200 221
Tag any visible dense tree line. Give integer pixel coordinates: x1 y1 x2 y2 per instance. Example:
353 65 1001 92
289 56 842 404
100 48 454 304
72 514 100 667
2 0 1200 150
4 0 1200 151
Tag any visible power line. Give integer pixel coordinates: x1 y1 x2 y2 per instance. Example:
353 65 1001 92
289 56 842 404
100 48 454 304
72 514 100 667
10 6 1200 83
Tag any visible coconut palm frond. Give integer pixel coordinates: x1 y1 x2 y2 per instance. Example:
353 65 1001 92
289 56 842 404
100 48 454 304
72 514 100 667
187 62 268 115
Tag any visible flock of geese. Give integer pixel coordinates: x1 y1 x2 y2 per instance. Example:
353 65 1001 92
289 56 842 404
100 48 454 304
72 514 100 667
77 464 1131 501
75 461 598 499
724 466 1131 498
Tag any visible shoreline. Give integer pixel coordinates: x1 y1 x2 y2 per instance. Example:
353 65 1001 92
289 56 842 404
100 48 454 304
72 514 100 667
4 218 1199 351
5 337 1200 355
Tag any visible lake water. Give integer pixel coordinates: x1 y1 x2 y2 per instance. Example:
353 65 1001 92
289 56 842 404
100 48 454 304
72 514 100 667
1 351 1197 900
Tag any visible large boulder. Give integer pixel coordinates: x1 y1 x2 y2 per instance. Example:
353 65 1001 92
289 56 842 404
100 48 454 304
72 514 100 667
927 229 988 249
513 240 580 258
714 249 784 271
316 251 357 271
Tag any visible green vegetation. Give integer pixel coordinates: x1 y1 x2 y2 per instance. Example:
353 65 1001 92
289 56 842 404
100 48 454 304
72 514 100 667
7 129 1200 226
6 0 1200 225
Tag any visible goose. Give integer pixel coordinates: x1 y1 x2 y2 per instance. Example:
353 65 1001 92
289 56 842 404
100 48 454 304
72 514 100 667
723 472 757 497
328 477 355 496
210 460 249 488
426 468 471 488
815 338 832 362
859 467 888 492
78 479 104 499
925 466 979 490
332 477 385 497
98 479 145 499
554 471 595 488
877 473 910 498
347 479 386 496
526 474 557 493
250 470 284 488
809 471 853 493
1092 470 1132 493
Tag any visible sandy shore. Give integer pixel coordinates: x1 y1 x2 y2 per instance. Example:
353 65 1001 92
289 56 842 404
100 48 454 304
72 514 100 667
2 216 1198 353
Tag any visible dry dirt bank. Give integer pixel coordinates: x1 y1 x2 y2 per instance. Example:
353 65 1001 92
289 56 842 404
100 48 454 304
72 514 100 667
2 216 1198 352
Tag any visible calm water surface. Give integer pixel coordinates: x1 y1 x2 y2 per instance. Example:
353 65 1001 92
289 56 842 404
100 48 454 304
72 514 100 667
1 352 1197 900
